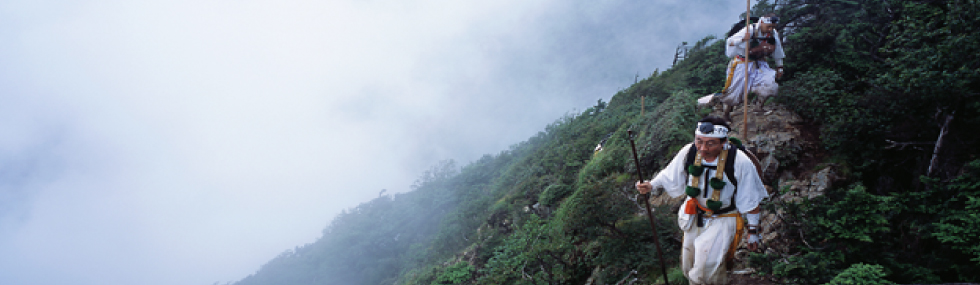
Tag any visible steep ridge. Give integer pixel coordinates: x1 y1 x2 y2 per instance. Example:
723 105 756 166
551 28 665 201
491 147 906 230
232 1 980 284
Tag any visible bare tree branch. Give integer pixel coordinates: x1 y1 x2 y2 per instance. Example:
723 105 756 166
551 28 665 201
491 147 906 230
928 111 955 176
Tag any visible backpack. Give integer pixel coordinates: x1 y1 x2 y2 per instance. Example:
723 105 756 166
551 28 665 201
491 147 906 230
726 17 759 38
682 139 763 214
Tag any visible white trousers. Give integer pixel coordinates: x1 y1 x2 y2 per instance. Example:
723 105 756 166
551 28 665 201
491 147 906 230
682 216 737 285
720 58 778 106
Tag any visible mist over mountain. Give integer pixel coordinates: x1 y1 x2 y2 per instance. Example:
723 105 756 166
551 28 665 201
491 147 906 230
231 1 980 284
3 0 978 284
0 1 744 285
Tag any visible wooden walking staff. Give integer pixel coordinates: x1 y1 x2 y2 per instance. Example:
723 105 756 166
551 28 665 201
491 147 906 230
627 130 670 285
742 0 751 140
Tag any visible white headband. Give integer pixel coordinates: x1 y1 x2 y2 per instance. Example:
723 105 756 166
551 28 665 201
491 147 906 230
760 17 774 24
695 122 729 138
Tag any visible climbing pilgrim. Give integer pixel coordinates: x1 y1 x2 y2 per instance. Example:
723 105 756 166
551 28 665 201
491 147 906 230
702 15 785 121
635 116 768 285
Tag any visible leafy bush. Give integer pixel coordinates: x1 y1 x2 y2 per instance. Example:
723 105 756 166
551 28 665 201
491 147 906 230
826 263 891 285
478 215 579 285
776 69 847 124
931 160 980 264
538 184 573 207
751 184 899 284
770 251 845 285
811 184 894 243
432 263 474 285
649 266 688 285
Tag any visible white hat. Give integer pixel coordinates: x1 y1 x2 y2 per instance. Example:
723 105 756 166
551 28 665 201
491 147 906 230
695 122 729 138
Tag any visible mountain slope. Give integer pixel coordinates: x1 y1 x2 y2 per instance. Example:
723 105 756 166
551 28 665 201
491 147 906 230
233 1 980 284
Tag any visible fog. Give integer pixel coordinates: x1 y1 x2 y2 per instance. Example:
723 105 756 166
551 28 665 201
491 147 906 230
0 0 744 284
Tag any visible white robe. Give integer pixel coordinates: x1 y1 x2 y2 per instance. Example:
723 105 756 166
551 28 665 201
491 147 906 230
719 24 784 106
726 24 784 66
648 143 768 285
720 60 778 106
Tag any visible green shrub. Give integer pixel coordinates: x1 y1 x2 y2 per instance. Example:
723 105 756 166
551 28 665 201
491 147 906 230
931 159 980 265
826 263 891 285
776 69 848 125
649 266 688 285
811 184 895 243
539 184 573 207
432 263 474 285
772 251 845 285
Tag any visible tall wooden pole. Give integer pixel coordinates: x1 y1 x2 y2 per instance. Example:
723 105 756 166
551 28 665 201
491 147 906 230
628 130 670 285
641 96 645 116
742 0 751 140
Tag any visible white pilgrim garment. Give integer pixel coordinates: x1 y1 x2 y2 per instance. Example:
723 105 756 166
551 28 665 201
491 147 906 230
720 60 778 106
719 23 784 106
647 143 768 285
726 24 784 65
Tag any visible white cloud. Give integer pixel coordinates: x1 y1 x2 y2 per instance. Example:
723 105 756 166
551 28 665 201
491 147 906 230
0 0 744 284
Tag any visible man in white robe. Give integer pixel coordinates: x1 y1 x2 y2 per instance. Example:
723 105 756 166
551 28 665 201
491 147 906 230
636 116 768 285
715 16 785 121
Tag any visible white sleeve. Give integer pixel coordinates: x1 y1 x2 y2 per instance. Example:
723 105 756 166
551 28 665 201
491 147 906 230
734 150 769 213
726 26 750 58
773 30 785 66
649 143 693 198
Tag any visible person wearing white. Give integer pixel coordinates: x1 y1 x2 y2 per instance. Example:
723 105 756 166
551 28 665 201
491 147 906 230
716 16 785 121
636 116 768 285
725 17 785 65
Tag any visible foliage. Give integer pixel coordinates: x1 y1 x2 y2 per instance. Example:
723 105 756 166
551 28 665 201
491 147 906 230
748 184 899 284
752 174 979 284
673 36 729 96
810 185 894 243
934 194 980 263
633 90 700 173
928 159 980 267
651 266 688 285
538 184 572 207
775 0 980 186
477 215 578 285
826 263 891 285
235 160 466 285
432 263 474 285
232 1 980 284
771 251 846 285
776 69 849 125
750 2 980 282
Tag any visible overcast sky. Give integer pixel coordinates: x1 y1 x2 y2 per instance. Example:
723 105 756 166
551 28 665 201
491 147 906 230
0 0 745 284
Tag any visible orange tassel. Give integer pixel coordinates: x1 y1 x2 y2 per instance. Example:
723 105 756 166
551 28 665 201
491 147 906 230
684 198 699 214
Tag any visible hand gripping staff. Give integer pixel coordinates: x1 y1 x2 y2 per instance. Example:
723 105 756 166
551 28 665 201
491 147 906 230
627 130 669 285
